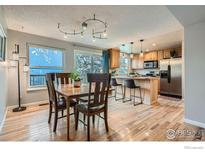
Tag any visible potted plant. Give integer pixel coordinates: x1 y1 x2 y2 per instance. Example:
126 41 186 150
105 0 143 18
70 71 81 87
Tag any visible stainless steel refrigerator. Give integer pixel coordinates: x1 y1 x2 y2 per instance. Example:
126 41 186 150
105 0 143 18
159 58 182 97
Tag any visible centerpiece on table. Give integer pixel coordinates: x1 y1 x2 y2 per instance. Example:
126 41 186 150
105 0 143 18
70 71 81 87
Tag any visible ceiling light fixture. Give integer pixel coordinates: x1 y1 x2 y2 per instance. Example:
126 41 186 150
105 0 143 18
140 39 144 56
82 22 88 30
58 14 108 40
121 44 125 57
80 32 84 38
103 30 107 37
64 33 68 39
92 37 96 42
130 42 134 59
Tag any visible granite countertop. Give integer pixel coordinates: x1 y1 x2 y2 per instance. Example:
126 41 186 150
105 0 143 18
113 75 159 80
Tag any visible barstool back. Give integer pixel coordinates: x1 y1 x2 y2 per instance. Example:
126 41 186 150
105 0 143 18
124 79 136 89
111 78 118 86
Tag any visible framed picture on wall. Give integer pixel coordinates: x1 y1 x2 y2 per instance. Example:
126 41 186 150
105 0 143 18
0 24 6 61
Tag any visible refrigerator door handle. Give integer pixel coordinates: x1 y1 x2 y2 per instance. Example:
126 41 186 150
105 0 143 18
168 65 171 83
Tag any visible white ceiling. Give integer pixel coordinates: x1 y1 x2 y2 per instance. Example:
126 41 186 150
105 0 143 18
3 5 183 51
167 6 205 27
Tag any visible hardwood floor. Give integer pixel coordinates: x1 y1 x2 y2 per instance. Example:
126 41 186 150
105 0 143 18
0 96 204 141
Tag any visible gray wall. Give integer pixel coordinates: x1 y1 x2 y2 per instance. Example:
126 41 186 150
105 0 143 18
7 30 75 106
184 20 205 125
0 6 8 128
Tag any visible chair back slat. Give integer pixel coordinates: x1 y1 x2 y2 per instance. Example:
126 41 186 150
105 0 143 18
46 73 57 105
94 82 100 104
87 73 111 109
56 73 71 85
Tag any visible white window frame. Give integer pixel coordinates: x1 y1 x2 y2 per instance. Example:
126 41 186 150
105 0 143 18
117 53 130 75
27 43 64 89
74 49 103 82
0 24 6 61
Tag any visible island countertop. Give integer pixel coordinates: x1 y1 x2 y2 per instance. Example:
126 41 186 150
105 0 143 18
113 75 159 105
114 75 159 80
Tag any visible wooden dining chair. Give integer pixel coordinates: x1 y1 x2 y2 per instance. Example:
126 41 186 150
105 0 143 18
75 73 111 141
46 73 56 124
46 73 76 132
56 73 74 115
56 73 71 85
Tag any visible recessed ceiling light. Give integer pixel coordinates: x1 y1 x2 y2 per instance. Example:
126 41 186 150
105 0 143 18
152 43 156 46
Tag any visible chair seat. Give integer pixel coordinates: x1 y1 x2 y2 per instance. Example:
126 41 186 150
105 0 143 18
132 85 140 89
57 97 76 108
113 83 122 87
77 103 105 113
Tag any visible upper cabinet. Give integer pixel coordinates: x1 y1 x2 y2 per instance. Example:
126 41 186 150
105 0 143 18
143 51 158 61
157 50 164 61
163 49 171 59
175 47 182 57
131 46 182 70
131 54 144 69
163 47 182 59
109 48 120 69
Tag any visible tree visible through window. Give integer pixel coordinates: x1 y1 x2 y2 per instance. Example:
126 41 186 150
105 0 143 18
74 51 103 83
29 45 63 87
117 55 129 74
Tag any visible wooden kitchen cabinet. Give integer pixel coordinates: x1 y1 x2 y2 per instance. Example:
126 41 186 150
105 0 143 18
131 54 144 69
152 51 158 60
143 52 151 61
157 50 164 61
163 49 171 59
144 51 158 61
163 47 182 59
108 48 120 68
175 47 182 57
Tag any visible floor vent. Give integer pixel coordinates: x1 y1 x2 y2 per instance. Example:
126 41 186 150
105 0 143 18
38 103 49 106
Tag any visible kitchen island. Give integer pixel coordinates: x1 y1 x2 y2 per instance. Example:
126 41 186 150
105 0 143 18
114 76 159 105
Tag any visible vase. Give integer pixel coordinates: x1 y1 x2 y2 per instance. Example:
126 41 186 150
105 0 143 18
73 80 81 87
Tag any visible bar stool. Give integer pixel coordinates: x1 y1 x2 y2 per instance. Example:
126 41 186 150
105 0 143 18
123 79 143 106
110 78 124 101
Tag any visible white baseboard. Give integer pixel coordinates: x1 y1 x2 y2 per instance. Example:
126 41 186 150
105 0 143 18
7 100 49 110
184 118 205 129
0 107 8 132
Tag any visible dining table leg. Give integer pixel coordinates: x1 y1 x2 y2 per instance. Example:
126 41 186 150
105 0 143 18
66 97 70 141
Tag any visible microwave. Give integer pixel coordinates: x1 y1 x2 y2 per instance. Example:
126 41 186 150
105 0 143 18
144 61 158 69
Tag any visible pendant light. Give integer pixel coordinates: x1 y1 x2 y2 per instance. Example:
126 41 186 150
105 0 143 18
130 42 134 59
140 39 144 56
121 44 125 57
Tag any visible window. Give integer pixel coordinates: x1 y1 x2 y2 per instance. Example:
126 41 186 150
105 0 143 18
74 50 103 83
117 54 130 74
0 25 6 61
29 44 63 87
